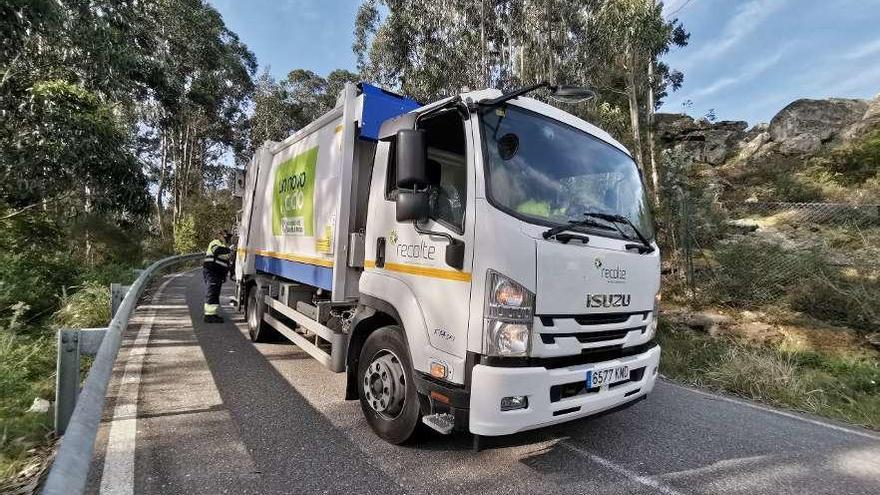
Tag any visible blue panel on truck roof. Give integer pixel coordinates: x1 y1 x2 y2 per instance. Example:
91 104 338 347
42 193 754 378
254 255 333 291
359 83 421 141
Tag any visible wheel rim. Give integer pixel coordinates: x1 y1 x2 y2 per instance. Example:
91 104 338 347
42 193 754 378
363 349 407 420
248 293 258 335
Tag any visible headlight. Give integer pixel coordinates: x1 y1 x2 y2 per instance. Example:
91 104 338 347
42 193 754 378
484 271 535 356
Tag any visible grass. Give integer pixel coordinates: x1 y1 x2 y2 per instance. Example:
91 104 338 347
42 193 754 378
657 319 880 430
0 278 130 481
0 330 55 480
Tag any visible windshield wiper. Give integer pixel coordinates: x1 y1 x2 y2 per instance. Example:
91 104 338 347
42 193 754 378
542 218 613 240
582 212 655 254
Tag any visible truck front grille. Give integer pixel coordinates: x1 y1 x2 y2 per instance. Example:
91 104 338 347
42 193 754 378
532 311 654 358
481 341 657 369
539 326 646 344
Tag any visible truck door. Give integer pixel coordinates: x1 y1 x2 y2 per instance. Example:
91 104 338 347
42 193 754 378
362 109 475 371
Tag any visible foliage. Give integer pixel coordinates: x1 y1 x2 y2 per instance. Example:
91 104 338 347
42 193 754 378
813 130 880 185
0 330 55 479
655 148 727 289
173 215 199 255
352 0 688 162
1 79 150 218
53 282 111 329
658 321 880 430
250 68 359 147
0 215 79 322
173 191 239 254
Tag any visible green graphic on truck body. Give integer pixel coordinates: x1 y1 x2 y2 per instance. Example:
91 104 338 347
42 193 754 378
273 146 318 236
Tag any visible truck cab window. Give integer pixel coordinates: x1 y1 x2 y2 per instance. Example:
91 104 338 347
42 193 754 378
385 111 467 233
420 111 467 233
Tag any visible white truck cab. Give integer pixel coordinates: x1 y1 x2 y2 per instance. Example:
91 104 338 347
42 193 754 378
235 82 660 447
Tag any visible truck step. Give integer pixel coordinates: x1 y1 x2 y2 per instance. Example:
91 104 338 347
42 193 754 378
421 413 455 435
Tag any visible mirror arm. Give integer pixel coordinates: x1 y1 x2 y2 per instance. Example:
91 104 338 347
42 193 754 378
477 81 553 111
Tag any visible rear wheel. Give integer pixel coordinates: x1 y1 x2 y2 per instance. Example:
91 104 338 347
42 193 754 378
358 325 422 444
246 286 277 342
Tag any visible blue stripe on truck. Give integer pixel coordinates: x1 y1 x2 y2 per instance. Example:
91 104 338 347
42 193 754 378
254 255 334 291
358 83 421 141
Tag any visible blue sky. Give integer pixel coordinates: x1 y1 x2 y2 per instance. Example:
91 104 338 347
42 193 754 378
210 0 880 126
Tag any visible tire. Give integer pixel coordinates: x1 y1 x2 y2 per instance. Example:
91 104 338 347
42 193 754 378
358 325 422 444
246 286 278 342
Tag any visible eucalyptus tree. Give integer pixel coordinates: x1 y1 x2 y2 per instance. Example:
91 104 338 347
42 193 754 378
249 68 359 149
589 0 688 198
352 0 688 201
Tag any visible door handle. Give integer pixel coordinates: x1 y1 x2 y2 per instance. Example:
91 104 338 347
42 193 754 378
376 237 386 268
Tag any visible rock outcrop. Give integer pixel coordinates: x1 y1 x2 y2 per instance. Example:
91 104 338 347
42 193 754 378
769 98 868 154
655 93 880 165
654 114 748 165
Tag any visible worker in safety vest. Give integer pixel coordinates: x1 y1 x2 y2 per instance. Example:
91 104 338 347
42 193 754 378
203 230 232 323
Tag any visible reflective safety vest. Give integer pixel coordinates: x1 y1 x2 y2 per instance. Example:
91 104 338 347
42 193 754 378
204 239 232 270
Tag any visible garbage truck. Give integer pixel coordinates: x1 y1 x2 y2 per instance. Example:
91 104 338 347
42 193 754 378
234 82 661 447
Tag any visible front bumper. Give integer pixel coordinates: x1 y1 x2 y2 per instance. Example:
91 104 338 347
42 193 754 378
469 345 660 436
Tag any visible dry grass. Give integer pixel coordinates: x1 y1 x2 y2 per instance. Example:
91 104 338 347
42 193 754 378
658 319 880 430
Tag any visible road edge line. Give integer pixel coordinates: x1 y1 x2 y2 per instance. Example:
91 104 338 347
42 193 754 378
662 380 880 441
98 273 182 495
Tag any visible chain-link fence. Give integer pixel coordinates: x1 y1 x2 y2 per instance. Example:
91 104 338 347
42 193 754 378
665 201 880 332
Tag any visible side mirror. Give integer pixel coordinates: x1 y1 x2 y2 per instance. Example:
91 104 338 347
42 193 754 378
396 189 429 222
395 129 428 188
445 239 465 270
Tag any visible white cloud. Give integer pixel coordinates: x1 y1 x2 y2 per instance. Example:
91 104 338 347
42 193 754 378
679 0 788 69
845 38 880 60
688 45 789 100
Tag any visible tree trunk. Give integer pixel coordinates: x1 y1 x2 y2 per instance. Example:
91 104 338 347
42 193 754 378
646 59 659 205
156 132 167 237
625 50 645 170
480 0 487 87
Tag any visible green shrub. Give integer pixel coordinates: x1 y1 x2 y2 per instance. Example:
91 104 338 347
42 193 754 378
819 130 880 185
0 329 54 478
52 282 111 329
173 215 198 254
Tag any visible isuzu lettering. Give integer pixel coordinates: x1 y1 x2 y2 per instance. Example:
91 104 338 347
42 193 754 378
235 82 661 447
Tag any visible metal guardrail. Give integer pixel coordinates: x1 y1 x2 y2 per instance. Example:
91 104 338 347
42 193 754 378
42 253 201 495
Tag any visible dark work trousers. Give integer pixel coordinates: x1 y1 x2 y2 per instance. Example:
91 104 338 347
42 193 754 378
202 266 226 315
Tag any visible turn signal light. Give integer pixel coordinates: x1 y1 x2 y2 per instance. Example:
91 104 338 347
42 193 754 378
430 361 448 379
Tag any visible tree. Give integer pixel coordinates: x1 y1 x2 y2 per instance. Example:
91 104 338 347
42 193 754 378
590 0 688 202
249 68 359 149
352 1 688 202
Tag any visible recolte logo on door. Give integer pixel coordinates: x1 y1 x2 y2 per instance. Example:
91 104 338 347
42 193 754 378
273 147 318 236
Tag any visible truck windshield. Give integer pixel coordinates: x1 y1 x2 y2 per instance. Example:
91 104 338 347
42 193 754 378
481 104 655 240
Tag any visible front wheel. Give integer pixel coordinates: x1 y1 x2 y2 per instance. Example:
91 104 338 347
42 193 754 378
358 326 422 444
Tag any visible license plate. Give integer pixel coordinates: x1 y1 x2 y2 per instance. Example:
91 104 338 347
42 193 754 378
586 365 630 388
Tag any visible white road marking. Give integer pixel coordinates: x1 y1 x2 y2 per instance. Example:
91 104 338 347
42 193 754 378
559 441 687 495
664 381 880 441
99 275 180 495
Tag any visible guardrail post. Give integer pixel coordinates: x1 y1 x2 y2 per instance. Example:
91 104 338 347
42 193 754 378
110 283 130 317
55 328 80 435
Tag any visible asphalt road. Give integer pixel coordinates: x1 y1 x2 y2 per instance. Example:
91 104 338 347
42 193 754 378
86 270 880 495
